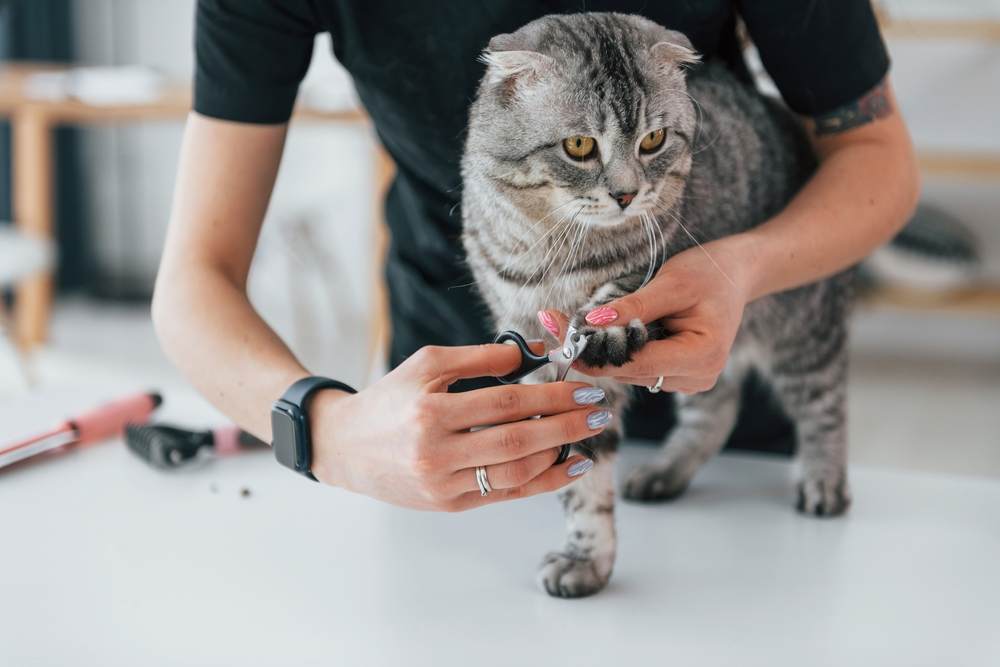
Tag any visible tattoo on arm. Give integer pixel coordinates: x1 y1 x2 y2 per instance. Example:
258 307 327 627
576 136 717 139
813 78 892 136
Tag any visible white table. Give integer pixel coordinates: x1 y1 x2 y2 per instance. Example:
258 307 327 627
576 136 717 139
1 389 998 667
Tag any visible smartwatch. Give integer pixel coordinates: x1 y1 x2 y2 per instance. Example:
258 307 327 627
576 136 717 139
271 376 357 481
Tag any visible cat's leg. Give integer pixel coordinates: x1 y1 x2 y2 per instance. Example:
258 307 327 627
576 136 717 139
622 368 743 502
571 278 663 368
537 427 619 598
771 349 851 517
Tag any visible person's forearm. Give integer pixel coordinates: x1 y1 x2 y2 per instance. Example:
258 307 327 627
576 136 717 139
152 266 309 441
732 105 920 302
153 114 323 441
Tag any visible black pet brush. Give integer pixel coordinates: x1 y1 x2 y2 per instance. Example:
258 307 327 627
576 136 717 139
124 423 265 470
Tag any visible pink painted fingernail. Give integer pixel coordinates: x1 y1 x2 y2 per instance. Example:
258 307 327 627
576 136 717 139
537 310 560 338
585 306 618 326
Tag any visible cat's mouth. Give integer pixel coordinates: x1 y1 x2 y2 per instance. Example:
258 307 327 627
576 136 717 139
580 194 656 228
581 209 650 228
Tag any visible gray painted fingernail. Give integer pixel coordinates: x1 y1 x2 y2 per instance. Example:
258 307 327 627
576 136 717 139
568 459 594 477
587 409 613 430
573 387 605 405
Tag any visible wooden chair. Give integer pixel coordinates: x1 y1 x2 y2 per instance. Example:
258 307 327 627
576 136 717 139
0 224 53 386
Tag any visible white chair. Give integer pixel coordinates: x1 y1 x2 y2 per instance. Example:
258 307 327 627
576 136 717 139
0 224 54 388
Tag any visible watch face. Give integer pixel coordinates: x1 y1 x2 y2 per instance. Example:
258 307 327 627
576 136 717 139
271 404 302 471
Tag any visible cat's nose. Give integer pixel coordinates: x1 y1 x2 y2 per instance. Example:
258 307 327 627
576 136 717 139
610 190 637 210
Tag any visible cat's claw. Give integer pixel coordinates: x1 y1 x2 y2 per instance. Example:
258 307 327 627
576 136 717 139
537 551 612 598
796 469 851 517
573 316 651 368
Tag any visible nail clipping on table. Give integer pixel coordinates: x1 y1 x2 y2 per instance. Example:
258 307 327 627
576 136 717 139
585 306 618 326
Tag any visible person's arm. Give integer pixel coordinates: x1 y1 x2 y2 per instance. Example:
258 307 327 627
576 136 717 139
153 114 305 437
154 113 605 509
540 76 919 392
738 78 919 300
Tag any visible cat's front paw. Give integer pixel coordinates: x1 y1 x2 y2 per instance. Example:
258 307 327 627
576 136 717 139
573 316 650 368
796 468 851 517
537 552 612 598
622 456 697 502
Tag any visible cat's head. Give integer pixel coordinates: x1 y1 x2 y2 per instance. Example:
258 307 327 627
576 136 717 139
468 13 699 229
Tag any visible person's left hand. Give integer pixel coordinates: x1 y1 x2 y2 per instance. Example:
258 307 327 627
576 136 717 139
540 239 752 393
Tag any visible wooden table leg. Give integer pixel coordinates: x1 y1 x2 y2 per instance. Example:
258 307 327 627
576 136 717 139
366 141 395 371
11 110 55 349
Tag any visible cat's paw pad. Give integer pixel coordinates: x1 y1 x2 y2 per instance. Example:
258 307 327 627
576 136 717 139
622 459 695 502
537 552 611 598
574 317 649 368
796 470 851 517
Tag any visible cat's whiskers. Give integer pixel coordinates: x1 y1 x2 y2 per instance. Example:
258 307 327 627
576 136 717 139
539 208 589 311
650 211 665 268
638 212 656 289
651 193 694 251
495 197 584 279
655 207 738 288
499 211 576 318
651 207 669 267
519 197 585 237
496 204 584 329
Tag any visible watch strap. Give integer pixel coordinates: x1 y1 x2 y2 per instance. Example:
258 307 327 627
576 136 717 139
283 376 358 406
275 376 357 481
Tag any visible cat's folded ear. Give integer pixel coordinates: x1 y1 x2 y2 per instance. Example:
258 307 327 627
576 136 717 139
479 34 553 95
649 30 701 70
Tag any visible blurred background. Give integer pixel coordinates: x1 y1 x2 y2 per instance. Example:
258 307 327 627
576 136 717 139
0 0 998 477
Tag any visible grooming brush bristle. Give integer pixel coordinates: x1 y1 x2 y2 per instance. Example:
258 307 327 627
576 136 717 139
124 422 213 470
124 423 164 467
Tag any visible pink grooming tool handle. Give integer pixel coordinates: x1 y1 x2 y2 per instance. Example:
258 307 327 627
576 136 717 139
212 426 243 456
69 392 162 444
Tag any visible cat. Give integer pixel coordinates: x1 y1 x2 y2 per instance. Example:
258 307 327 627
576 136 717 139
461 12 853 598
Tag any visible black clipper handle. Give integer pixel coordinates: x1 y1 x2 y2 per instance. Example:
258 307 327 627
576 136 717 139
494 330 551 384
493 330 570 465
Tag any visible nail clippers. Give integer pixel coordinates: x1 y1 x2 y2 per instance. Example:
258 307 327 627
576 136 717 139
493 326 591 465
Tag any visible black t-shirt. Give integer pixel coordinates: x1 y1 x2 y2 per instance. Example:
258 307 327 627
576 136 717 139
194 0 889 369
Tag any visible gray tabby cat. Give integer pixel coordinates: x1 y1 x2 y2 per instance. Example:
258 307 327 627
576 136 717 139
461 13 853 598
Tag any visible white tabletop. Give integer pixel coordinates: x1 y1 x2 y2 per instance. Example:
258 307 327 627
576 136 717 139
1 389 998 667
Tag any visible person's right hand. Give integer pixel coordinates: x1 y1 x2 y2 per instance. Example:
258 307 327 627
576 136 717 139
308 344 611 511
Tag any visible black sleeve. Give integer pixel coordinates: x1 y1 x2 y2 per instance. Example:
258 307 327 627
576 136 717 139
737 0 890 116
194 0 321 124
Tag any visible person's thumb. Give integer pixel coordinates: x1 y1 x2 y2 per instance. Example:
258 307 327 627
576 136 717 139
579 276 688 328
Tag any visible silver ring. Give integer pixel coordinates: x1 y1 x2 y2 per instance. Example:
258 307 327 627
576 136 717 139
475 466 493 496
647 376 664 394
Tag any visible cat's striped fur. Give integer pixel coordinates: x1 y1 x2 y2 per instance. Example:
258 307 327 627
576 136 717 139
462 13 853 598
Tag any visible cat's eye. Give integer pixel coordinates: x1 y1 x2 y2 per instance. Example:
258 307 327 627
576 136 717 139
563 135 596 161
639 128 667 154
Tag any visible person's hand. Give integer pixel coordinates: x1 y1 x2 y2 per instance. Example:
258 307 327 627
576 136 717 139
540 239 752 393
308 344 611 511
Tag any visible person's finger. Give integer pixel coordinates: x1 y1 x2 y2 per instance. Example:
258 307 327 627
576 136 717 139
403 343 527 386
575 332 714 378
446 447 560 495
444 455 594 511
537 309 569 342
440 381 606 430
579 273 693 328
447 406 612 469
